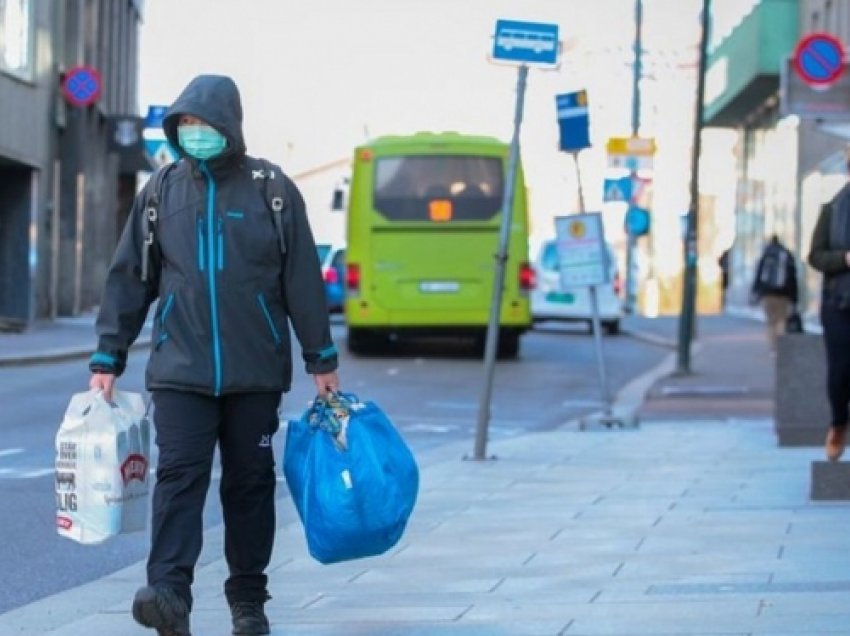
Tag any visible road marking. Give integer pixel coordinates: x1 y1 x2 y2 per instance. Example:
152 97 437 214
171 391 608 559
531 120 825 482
425 401 477 410
20 468 54 478
0 448 24 458
403 423 459 434
0 467 51 479
562 399 607 408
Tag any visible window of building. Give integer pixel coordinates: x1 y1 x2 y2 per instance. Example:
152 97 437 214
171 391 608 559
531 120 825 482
0 0 35 80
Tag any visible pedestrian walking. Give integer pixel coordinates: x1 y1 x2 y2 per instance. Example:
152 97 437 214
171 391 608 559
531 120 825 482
718 247 731 310
750 235 798 352
809 157 850 462
88 74 339 636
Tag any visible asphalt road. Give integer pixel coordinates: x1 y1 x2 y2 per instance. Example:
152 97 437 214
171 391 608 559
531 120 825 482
0 320 667 616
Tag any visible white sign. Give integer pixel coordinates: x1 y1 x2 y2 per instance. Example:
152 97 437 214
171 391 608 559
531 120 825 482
554 213 609 288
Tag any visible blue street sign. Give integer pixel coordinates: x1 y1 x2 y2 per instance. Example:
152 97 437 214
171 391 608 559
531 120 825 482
144 139 179 167
556 90 590 152
145 105 169 129
624 206 650 237
493 19 559 65
603 177 633 203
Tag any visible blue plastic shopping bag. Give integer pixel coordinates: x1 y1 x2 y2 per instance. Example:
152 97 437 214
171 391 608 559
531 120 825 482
283 392 419 564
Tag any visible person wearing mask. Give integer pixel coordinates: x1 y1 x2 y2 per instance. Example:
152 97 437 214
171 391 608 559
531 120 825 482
751 235 798 352
89 74 339 636
809 155 850 463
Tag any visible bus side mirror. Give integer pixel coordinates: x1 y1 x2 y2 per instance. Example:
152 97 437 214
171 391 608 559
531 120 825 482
331 188 345 211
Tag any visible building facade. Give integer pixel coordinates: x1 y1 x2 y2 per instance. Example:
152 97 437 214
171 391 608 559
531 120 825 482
704 0 850 316
0 0 147 329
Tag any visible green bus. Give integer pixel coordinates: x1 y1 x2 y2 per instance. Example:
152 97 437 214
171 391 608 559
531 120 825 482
344 131 534 357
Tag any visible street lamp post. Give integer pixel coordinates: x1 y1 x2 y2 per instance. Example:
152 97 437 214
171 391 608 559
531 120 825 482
624 0 643 315
676 0 711 375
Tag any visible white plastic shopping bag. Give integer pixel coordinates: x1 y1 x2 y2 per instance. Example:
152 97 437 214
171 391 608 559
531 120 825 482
55 389 150 545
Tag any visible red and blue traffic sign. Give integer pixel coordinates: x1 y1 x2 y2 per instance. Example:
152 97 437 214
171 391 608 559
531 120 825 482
61 65 102 107
792 32 845 88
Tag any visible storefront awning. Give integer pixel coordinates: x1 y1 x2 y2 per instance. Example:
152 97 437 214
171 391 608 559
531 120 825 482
704 0 799 128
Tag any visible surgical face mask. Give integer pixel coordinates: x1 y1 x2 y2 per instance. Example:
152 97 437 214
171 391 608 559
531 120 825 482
177 124 228 160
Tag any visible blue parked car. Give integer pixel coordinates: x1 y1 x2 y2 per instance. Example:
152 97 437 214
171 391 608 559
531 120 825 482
317 244 346 314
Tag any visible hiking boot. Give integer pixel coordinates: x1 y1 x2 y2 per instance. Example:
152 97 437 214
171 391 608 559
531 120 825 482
132 585 191 636
229 599 270 635
826 426 847 462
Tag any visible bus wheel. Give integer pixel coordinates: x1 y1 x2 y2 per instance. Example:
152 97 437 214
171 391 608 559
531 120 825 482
347 328 372 355
604 320 620 336
497 332 520 359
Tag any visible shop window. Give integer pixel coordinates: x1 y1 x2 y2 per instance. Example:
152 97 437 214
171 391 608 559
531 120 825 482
0 0 34 80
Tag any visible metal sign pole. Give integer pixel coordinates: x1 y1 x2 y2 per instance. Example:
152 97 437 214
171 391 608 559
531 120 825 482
589 286 613 415
574 161 616 424
571 150 586 214
472 63 529 461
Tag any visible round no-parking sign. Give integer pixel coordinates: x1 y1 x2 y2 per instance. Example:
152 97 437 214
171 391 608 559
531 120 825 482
62 66 102 107
792 32 845 88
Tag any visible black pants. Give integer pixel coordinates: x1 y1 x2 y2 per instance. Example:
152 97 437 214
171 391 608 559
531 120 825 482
821 302 850 428
148 390 280 608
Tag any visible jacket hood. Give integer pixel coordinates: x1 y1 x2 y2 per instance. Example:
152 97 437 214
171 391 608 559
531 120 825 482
163 75 246 160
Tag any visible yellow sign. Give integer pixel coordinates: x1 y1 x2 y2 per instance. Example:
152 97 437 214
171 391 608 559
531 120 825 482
605 136 656 156
568 219 586 238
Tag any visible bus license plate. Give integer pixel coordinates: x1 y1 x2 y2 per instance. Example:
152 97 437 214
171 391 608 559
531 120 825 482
419 281 460 293
546 291 574 303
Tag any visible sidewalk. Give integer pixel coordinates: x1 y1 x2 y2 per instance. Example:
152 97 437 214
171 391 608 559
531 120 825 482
0 312 151 367
2 313 848 635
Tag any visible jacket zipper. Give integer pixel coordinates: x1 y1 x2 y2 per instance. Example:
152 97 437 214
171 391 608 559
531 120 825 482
257 293 282 348
217 217 225 271
156 293 175 350
200 162 223 395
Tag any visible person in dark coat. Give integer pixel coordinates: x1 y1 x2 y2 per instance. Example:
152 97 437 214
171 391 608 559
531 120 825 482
751 235 798 352
809 159 850 463
89 74 339 636
718 247 731 309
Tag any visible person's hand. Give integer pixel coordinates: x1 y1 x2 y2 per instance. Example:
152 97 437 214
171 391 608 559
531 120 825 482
89 372 116 402
313 371 339 399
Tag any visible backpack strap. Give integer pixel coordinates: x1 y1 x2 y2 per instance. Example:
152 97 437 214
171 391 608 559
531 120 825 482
141 163 176 282
251 158 288 257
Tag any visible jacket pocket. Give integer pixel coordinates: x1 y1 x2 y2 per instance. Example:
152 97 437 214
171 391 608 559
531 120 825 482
197 217 206 272
257 293 283 349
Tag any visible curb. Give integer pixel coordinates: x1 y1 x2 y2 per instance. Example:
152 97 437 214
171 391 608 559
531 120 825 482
620 325 678 349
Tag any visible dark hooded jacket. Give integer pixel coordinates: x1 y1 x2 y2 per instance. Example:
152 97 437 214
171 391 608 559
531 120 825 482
90 75 337 395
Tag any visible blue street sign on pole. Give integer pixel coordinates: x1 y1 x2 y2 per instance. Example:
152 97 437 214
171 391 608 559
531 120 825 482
145 105 169 129
624 206 651 237
493 19 559 65
144 139 179 167
556 90 590 152
603 176 632 203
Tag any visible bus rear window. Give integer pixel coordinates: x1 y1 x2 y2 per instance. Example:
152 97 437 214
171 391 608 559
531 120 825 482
373 156 504 222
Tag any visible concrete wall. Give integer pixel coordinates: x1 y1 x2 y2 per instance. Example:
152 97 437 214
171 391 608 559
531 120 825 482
0 1 144 323
775 332 831 446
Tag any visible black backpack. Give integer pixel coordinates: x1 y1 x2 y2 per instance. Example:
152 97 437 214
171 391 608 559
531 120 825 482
757 247 790 294
140 158 287 282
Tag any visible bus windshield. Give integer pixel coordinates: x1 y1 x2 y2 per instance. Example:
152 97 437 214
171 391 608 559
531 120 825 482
373 155 503 222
